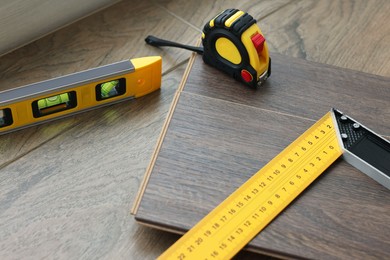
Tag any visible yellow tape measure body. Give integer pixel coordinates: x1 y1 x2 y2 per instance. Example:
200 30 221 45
159 112 343 259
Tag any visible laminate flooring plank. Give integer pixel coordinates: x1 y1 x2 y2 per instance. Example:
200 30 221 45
184 54 390 136
0 64 186 259
136 93 318 226
135 91 390 259
128 0 388 258
0 0 199 167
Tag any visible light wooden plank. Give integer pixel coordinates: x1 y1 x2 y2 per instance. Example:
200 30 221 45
0 0 198 167
154 0 292 31
0 64 186 260
0 0 119 56
0 0 198 91
261 0 390 76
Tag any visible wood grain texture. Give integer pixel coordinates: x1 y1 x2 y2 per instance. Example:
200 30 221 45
0 0 119 56
185 54 390 136
156 0 390 77
153 0 292 31
0 0 200 258
0 0 198 168
134 55 390 259
261 0 390 76
0 0 389 259
0 0 198 91
0 64 186 260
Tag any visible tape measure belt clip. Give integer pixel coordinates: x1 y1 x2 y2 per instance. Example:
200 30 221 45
211 9 240 28
209 8 256 33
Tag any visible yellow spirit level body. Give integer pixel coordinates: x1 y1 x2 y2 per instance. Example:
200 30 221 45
0 56 162 134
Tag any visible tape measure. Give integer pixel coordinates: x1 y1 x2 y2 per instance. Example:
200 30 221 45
158 108 390 259
0 56 162 134
145 9 270 88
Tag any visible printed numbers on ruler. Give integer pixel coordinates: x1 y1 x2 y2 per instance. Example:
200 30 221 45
159 112 343 260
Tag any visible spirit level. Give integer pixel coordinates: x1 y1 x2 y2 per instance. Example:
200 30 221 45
145 8 271 88
158 108 390 259
0 56 162 134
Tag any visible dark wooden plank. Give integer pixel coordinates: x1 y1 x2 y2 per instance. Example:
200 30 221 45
185 54 390 136
134 54 390 259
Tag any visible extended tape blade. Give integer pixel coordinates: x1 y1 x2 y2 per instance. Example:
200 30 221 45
158 111 343 259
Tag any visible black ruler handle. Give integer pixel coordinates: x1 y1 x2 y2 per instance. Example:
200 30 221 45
333 108 390 189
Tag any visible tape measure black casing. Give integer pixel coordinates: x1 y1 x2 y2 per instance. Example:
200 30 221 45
202 9 270 88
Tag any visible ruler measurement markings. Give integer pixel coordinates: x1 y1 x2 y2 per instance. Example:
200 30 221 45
267 124 336 194
234 138 337 238
209 136 341 259
171 139 340 259
159 113 343 259
175 145 334 256
161 110 390 258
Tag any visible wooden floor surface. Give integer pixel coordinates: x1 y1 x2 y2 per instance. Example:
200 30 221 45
0 0 389 259
0 0 118 56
